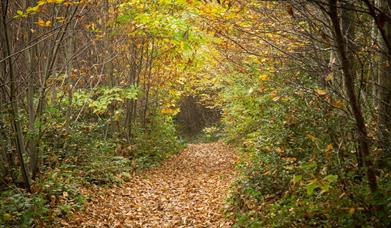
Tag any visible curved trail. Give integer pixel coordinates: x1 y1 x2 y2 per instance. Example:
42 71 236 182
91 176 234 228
66 142 238 227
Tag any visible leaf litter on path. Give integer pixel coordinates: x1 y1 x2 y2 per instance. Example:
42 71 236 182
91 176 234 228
64 142 238 227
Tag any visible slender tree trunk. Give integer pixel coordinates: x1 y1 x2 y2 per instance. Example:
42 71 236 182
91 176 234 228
135 40 146 125
0 0 31 191
130 40 145 134
64 18 75 134
102 0 118 136
341 0 366 168
329 0 378 193
125 43 137 140
377 0 391 169
143 40 155 128
0 113 17 184
23 0 39 180
370 0 380 98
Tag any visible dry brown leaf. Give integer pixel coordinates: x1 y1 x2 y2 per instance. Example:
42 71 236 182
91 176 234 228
63 142 238 227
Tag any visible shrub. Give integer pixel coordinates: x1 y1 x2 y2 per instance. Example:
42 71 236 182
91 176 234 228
132 113 184 169
222 70 391 227
0 191 48 227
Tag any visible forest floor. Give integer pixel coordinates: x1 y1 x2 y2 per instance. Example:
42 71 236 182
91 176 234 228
62 142 238 227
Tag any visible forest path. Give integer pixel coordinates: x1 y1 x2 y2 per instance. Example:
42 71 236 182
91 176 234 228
65 142 238 227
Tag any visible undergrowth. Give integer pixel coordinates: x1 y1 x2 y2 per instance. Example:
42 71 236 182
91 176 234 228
0 107 183 227
221 70 391 227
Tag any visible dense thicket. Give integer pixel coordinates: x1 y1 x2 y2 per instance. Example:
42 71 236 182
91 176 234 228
0 0 390 226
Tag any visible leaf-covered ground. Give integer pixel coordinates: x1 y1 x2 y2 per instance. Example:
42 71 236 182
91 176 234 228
63 142 238 227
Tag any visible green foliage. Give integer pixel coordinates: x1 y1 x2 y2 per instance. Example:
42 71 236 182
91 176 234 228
0 167 86 227
84 154 132 185
0 97 185 226
180 125 223 144
0 191 48 227
201 126 223 142
41 117 131 186
73 86 139 115
222 68 391 227
132 113 185 169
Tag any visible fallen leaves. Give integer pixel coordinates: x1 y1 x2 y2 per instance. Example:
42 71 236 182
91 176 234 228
62 142 238 227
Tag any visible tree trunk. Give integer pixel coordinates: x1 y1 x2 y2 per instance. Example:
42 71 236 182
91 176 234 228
0 0 31 192
64 18 75 134
377 0 391 169
23 0 40 180
370 0 380 98
329 0 378 193
143 40 155 128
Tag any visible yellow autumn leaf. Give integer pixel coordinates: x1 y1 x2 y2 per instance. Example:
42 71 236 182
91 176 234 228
45 20 52 27
325 144 333 155
270 90 278 97
44 0 65 3
325 73 333 81
348 208 355 215
114 110 122 121
36 18 52 27
332 99 344 108
315 88 327 96
16 10 25 16
26 5 40 14
307 134 317 142
161 108 175 114
56 16 65 22
35 18 46 26
257 58 267 63
259 74 269 81
272 96 281 102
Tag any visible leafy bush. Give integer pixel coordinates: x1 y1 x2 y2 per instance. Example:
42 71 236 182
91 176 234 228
84 155 131 185
0 191 48 227
201 126 223 142
222 70 391 227
0 100 185 227
132 113 184 169
0 169 87 227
